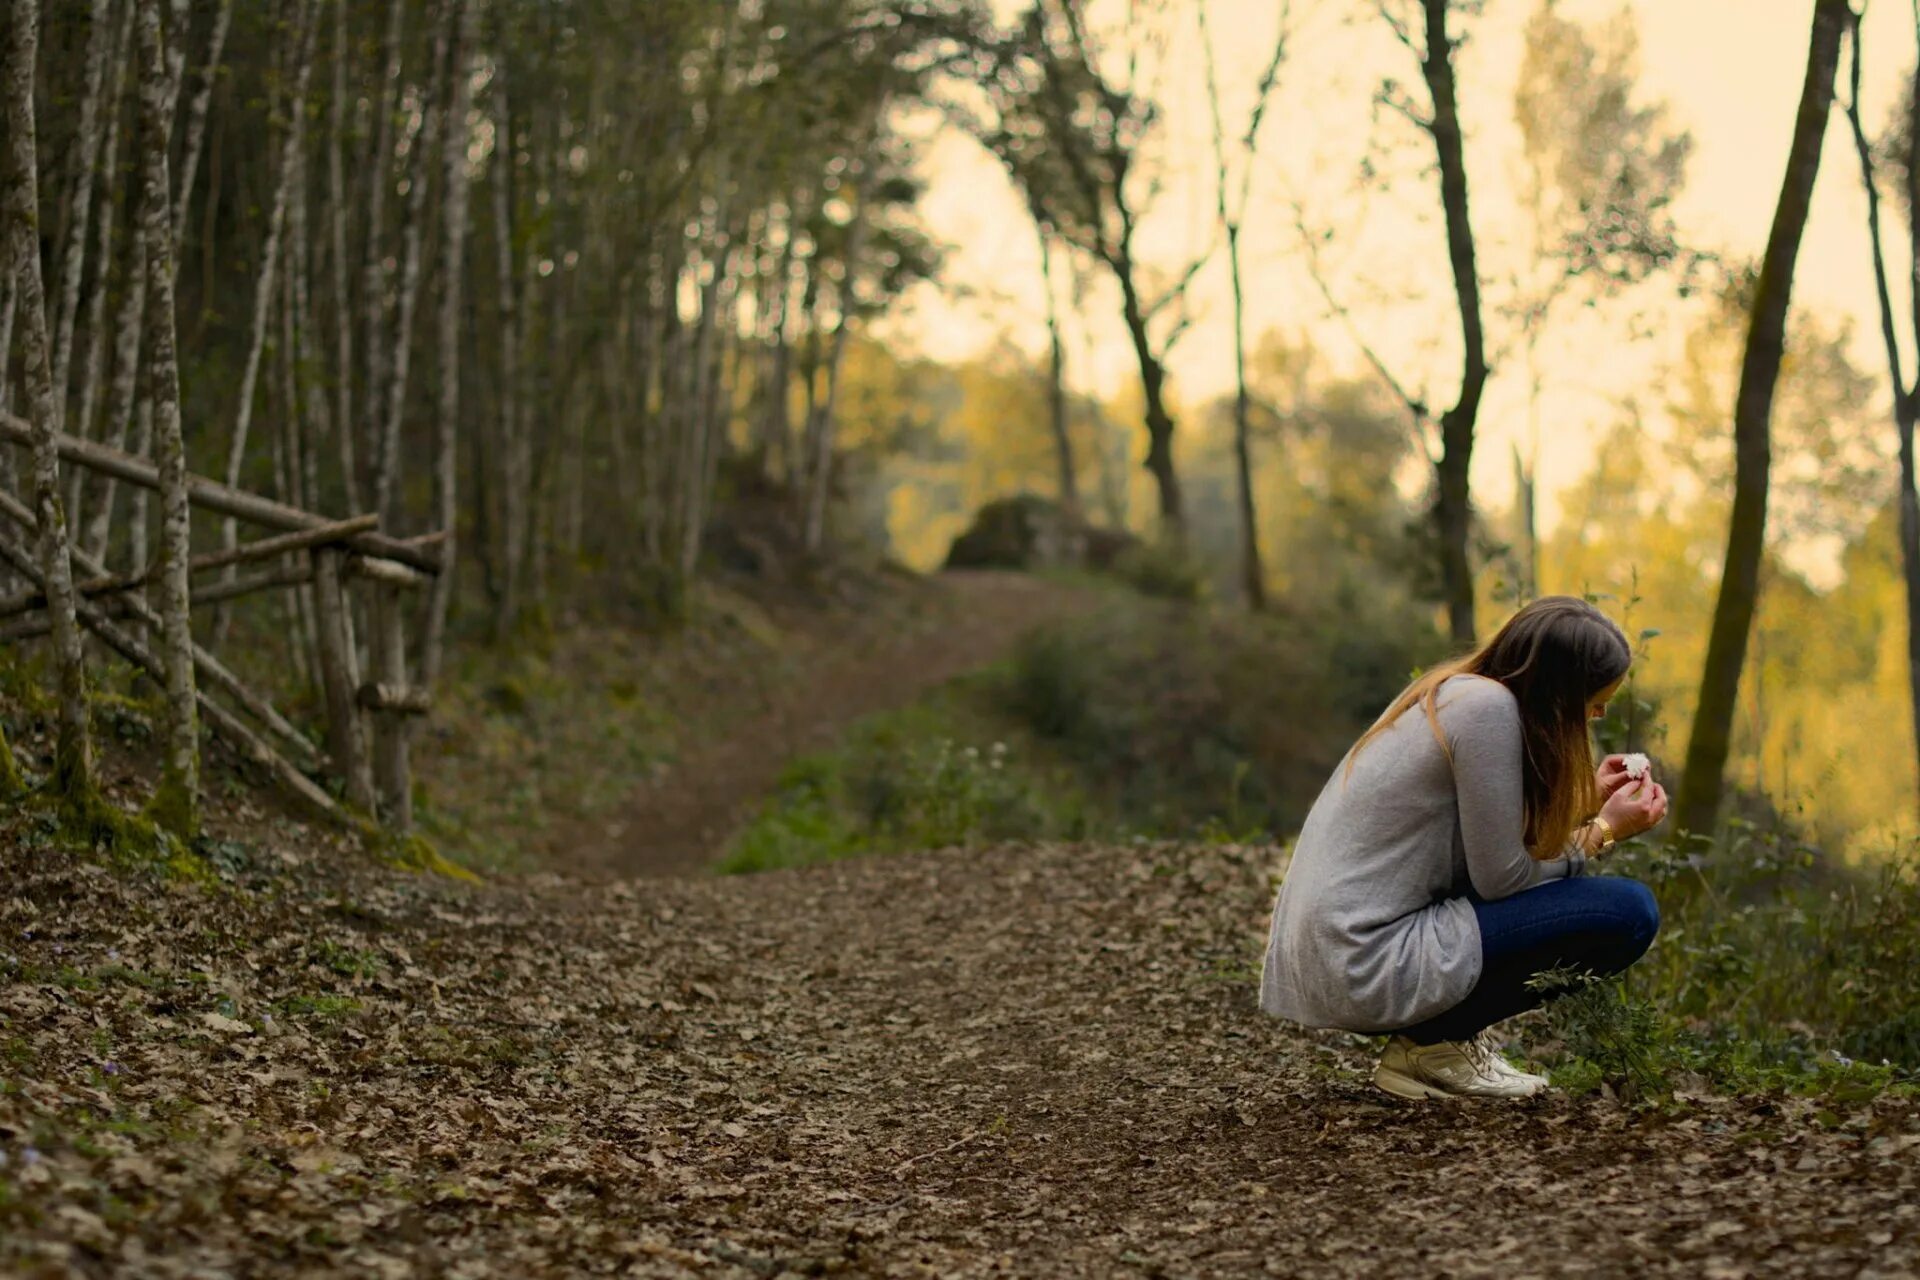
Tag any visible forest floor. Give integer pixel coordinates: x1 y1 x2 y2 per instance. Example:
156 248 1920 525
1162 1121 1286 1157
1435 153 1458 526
4 835 1917 1277
3 571 1918 1276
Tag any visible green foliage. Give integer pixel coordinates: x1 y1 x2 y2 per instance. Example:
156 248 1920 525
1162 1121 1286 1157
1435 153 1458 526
1529 967 1669 1099
0 722 21 801
721 716 1083 875
1111 539 1207 602
1514 823 1920 1104
1002 599 1442 836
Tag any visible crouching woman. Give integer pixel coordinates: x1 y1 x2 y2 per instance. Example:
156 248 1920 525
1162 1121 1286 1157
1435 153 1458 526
1259 596 1666 1100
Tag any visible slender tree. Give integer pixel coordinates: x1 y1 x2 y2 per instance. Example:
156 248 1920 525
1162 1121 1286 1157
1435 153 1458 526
1675 0 1849 841
1034 225 1079 516
973 0 1209 534
135 0 199 838
420 0 475 688
3 0 94 798
1198 0 1290 610
1842 6 1920 811
218 0 320 611
49 0 115 411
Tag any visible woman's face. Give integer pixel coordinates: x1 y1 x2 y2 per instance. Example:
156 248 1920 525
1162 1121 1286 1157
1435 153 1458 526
1589 674 1627 722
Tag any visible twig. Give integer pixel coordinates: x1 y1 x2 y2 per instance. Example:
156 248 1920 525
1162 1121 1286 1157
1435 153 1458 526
889 1130 978 1175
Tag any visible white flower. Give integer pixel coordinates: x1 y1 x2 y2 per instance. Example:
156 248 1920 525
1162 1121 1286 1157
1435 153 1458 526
1622 752 1652 780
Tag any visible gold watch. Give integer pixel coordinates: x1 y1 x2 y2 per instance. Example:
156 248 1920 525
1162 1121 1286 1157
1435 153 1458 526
1591 816 1617 854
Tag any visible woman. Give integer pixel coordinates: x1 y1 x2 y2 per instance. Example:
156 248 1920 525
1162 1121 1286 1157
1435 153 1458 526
1259 596 1667 1100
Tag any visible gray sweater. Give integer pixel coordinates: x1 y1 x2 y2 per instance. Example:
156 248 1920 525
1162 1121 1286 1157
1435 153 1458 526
1258 674 1587 1033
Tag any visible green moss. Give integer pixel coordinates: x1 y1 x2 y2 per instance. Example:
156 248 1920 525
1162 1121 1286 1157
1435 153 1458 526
145 766 201 842
0 720 22 800
374 829 481 883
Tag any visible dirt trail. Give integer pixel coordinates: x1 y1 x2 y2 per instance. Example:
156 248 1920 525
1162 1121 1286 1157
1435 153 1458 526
566 569 1094 879
4 837 1914 1277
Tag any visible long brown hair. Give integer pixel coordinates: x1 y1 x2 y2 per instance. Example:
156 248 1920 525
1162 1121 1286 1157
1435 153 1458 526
1348 597 1630 858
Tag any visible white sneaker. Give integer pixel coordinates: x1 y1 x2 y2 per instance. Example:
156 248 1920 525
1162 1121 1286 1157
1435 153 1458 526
1373 1034 1546 1100
1473 1031 1551 1092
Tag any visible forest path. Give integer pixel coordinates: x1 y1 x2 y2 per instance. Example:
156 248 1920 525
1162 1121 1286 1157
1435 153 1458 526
7 837 1914 1276
562 569 1098 880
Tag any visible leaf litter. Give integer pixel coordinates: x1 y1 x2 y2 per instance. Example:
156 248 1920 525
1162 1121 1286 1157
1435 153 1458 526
0 826 1915 1277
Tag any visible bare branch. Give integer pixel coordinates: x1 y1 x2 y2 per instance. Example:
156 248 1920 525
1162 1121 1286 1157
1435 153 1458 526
1844 3 1911 410
1285 195 1438 463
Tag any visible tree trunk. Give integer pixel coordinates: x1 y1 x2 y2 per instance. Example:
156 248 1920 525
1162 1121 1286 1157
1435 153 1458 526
374 3 450 528
326 0 355 515
1420 0 1489 647
420 0 474 690
1113 255 1183 532
4 0 94 797
133 0 200 838
356 0 406 516
218 0 318 621
70 0 133 550
1225 222 1264 610
1037 231 1081 517
85 226 146 562
490 48 525 635
1845 11 1920 811
1675 0 1848 842
50 0 115 414
170 0 232 263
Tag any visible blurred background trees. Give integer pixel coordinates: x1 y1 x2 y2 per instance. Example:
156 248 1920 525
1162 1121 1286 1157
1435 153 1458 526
1 0 1919 867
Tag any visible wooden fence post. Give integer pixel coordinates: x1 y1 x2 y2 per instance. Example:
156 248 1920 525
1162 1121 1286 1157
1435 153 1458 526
312 547 374 811
369 582 412 830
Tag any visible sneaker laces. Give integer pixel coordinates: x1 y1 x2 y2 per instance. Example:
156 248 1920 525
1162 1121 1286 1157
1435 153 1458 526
1462 1033 1502 1073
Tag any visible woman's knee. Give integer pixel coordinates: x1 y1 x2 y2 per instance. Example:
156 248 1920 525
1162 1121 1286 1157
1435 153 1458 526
1601 876 1660 963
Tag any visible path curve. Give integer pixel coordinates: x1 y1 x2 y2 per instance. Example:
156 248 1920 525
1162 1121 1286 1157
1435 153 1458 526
566 569 1096 879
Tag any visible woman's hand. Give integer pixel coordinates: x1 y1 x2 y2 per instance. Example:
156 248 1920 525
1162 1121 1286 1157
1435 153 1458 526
1596 754 1637 799
1599 775 1668 841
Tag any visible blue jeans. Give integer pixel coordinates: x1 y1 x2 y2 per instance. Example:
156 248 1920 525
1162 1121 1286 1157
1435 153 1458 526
1396 875 1660 1045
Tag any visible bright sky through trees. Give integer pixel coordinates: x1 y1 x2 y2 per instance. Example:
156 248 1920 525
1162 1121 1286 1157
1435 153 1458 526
894 0 1914 583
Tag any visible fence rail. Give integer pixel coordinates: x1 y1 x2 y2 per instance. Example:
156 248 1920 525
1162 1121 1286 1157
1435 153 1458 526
0 416 444 833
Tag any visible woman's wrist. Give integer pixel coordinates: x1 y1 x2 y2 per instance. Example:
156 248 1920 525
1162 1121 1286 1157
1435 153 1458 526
1590 815 1618 854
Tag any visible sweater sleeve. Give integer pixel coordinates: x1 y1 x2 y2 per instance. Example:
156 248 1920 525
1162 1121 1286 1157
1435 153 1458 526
1440 679 1561 900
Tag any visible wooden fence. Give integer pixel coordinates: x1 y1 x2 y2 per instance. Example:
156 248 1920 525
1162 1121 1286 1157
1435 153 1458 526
0 415 442 832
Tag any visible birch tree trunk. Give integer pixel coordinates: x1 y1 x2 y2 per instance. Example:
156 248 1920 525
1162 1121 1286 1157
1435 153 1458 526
327 0 355 514
134 0 200 838
3 0 94 798
490 53 526 634
50 0 116 413
374 4 450 527
803 184 873 555
420 0 475 689
356 0 406 516
70 1 133 543
170 0 232 262
218 0 319 616
85 227 146 562
73 0 134 429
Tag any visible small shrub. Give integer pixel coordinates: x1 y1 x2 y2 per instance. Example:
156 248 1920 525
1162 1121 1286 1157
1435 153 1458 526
1112 539 1207 601
1530 966 1669 1099
1007 630 1092 740
721 728 1078 874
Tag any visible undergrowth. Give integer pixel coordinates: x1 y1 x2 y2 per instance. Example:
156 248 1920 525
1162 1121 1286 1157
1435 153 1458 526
1509 824 1920 1105
719 692 1094 873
